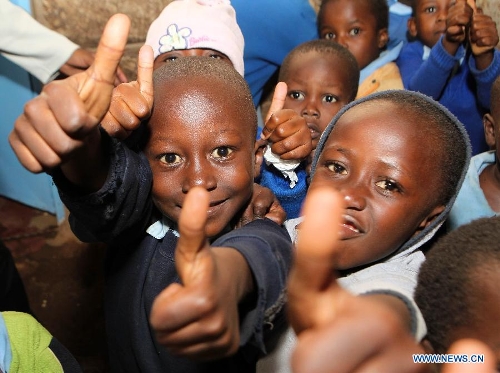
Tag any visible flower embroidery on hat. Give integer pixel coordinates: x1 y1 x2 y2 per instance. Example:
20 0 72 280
159 24 192 53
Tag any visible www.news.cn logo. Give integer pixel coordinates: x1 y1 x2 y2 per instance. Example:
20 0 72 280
413 354 485 364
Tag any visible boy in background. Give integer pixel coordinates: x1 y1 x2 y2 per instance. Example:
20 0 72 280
9 15 293 373
447 75 500 230
396 0 500 155
257 40 359 218
318 0 404 98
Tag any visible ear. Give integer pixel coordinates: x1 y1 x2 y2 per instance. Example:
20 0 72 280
416 205 446 233
254 140 266 179
483 113 496 149
407 17 418 38
377 28 389 49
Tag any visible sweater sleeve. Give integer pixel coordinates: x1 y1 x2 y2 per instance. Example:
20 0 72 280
213 218 292 354
0 0 79 83
52 136 155 244
469 48 500 109
399 37 464 99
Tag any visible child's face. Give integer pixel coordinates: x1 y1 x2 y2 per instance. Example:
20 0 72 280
153 48 232 70
145 77 255 238
283 51 353 149
408 0 451 48
310 101 444 270
318 0 388 70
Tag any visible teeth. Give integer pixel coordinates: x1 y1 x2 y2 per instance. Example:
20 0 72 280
342 223 359 233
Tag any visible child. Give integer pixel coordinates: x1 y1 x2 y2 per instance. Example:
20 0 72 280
9 15 293 373
258 90 471 372
318 0 404 98
415 215 500 370
257 39 359 218
396 0 500 155
447 75 500 230
102 0 244 139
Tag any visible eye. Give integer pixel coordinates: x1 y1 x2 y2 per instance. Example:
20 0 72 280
375 179 402 193
424 6 437 13
163 56 178 62
326 161 348 175
349 27 361 36
159 153 182 165
289 91 305 100
209 53 223 60
323 94 338 103
323 32 335 40
211 146 233 159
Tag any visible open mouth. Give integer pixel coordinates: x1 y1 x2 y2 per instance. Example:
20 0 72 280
338 214 364 239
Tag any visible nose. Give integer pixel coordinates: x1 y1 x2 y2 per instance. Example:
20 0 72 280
181 158 217 193
335 34 349 49
301 98 320 119
436 9 447 22
338 184 367 211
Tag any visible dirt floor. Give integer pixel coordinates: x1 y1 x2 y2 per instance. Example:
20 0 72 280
0 196 109 372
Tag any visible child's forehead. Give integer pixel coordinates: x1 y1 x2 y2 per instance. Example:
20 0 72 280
151 77 255 132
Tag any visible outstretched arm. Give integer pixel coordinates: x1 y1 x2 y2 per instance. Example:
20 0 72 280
9 14 131 192
150 186 292 360
150 187 252 359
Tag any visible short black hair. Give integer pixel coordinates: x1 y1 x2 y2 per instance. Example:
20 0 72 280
152 56 257 140
415 216 500 354
318 0 389 32
278 39 359 102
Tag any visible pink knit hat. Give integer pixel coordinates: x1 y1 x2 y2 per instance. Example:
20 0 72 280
145 0 244 76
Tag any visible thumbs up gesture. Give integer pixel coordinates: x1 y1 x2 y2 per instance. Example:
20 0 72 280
101 42 154 140
288 186 427 373
258 82 312 161
150 187 253 360
9 14 130 190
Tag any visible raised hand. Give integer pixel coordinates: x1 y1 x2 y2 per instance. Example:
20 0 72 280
259 82 312 161
59 47 128 85
468 3 499 69
236 183 287 228
445 0 473 51
9 14 130 187
149 187 253 360
288 186 428 373
100 45 154 139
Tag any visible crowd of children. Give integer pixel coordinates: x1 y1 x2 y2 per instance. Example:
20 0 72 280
3 0 500 371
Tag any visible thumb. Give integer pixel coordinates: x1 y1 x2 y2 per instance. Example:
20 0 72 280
262 81 288 139
175 187 210 285
290 186 344 297
77 13 130 120
136 45 154 109
442 339 496 373
466 0 477 12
